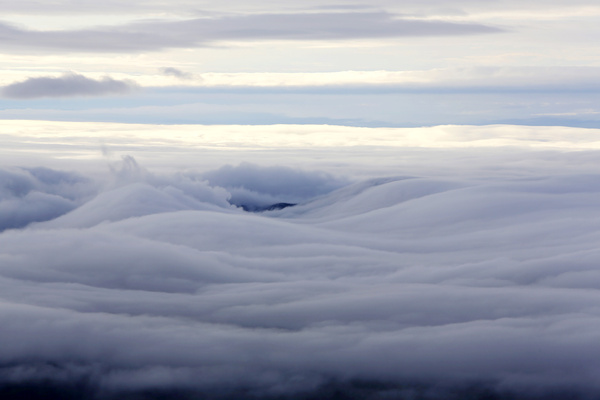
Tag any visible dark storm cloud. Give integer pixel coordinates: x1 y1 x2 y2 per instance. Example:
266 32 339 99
3 157 600 399
1 72 139 99
0 12 502 53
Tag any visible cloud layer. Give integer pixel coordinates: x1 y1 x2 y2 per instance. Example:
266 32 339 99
2 152 600 399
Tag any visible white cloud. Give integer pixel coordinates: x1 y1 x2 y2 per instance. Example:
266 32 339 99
3 122 600 175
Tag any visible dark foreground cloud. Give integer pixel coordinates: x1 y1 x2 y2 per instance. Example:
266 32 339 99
2 159 600 399
1 73 139 99
0 12 501 53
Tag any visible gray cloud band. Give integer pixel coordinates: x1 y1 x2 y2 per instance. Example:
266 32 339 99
0 12 502 53
1 73 139 99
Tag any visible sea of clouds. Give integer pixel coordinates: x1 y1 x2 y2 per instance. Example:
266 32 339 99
2 123 600 399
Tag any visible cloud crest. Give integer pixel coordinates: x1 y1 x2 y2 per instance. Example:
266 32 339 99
1 72 139 99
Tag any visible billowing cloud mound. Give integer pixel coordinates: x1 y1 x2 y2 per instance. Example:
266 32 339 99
1 72 138 99
0 166 95 231
2 159 600 399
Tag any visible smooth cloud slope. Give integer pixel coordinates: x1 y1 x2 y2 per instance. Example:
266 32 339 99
2 151 600 399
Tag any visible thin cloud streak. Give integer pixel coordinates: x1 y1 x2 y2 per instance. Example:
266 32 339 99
0 12 502 53
0 0 596 18
159 67 195 80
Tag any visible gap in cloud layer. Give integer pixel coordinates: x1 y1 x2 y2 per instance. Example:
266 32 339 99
0 158 351 231
200 162 350 211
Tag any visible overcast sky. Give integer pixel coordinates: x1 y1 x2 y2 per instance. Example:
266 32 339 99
3 3 600 399
1 0 599 126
